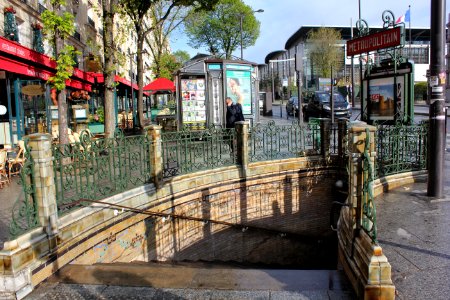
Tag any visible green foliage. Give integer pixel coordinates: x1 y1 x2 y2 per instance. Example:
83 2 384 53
151 53 182 80
173 50 190 64
414 82 427 100
184 0 261 59
48 45 78 91
41 0 77 91
307 27 343 78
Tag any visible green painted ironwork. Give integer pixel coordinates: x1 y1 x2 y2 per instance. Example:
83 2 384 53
248 120 320 162
361 128 377 243
375 122 428 178
161 126 236 178
53 129 152 214
9 138 39 238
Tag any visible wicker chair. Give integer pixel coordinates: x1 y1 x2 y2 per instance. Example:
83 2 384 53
7 141 25 178
0 149 10 188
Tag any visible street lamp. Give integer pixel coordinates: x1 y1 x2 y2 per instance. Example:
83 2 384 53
240 9 264 60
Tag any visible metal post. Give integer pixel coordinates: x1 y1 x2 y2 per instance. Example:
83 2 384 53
129 52 134 127
330 66 334 123
350 18 355 108
271 62 276 113
427 0 446 197
297 70 303 123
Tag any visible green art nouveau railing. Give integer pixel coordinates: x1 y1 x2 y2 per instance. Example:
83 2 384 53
9 139 39 238
161 126 236 178
248 121 321 162
362 128 377 243
52 130 152 214
375 122 428 179
9 120 429 239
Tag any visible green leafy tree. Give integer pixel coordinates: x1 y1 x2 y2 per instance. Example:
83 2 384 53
41 0 78 145
150 52 181 79
173 50 190 64
118 0 219 130
145 3 192 82
184 0 261 59
307 27 343 78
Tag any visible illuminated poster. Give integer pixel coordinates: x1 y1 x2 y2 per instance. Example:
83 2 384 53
226 70 251 115
369 77 396 120
181 78 206 129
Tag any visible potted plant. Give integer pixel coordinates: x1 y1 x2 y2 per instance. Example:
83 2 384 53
88 106 104 134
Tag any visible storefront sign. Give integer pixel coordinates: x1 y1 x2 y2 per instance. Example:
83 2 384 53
21 84 45 96
0 36 94 83
347 27 402 56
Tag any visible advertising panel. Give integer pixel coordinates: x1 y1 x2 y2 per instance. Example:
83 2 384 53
181 77 206 129
226 70 252 115
368 76 404 121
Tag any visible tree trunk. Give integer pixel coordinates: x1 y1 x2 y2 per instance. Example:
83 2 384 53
54 31 69 146
103 0 118 138
136 32 145 130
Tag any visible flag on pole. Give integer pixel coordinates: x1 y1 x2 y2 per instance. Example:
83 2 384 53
396 8 410 24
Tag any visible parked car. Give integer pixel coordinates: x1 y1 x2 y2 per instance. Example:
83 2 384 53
303 91 352 121
286 96 299 116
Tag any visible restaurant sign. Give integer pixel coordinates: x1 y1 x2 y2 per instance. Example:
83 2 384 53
347 26 403 56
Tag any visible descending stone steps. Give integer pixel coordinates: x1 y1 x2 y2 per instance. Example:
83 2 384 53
25 261 356 299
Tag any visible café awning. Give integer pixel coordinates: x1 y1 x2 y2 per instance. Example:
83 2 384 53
143 78 175 93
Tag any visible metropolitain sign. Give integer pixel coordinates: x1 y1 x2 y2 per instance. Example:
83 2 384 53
347 26 403 56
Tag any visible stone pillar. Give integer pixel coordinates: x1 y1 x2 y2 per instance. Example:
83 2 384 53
27 133 58 237
348 122 376 224
320 118 331 158
147 125 163 188
235 121 249 168
339 122 395 300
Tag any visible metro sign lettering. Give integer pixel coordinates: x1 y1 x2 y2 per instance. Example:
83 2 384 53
347 27 403 56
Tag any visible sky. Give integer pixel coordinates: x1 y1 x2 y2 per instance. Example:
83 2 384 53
170 0 450 64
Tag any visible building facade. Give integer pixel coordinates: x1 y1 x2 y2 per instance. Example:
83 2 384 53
0 0 154 146
259 25 432 100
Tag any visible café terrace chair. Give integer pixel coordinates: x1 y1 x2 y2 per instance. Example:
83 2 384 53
8 140 26 178
0 149 10 188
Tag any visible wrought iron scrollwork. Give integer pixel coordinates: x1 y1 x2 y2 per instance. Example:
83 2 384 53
382 10 396 28
9 138 39 238
361 128 377 243
356 19 369 37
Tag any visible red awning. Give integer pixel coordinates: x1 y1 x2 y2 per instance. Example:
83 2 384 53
143 78 175 92
89 73 149 96
0 36 94 84
0 55 92 91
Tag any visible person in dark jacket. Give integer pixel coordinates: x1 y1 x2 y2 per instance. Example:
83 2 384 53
225 97 244 128
225 97 244 152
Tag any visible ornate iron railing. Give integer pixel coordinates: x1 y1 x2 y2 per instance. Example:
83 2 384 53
9 139 40 238
161 126 236 178
248 120 320 162
375 122 428 178
53 130 152 214
361 128 377 243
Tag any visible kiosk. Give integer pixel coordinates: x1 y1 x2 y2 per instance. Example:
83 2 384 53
174 56 260 130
